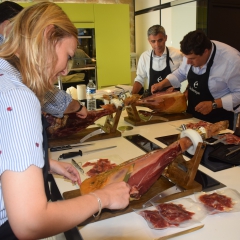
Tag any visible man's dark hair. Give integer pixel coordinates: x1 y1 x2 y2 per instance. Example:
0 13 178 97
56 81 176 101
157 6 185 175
180 30 212 55
0 1 23 24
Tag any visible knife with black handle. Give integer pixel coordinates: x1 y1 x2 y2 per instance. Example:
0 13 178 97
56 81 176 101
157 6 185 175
50 143 94 152
58 150 83 160
58 146 117 160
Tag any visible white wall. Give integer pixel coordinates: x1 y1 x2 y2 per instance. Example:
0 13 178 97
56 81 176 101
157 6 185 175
135 11 160 58
135 0 160 11
135 0 160 59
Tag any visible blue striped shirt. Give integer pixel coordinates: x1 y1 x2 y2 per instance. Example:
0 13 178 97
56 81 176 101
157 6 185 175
0 58 44 225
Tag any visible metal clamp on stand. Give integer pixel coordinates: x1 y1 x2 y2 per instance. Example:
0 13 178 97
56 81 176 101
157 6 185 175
79 106 123 143
80 128 105 143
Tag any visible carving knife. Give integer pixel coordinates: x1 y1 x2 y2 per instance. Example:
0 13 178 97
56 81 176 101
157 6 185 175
58 145 117 160
50 143 94 152
226 146 240 156
142 185 184 208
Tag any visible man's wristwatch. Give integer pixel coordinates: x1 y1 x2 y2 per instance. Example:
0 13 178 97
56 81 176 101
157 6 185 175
212 100 218 109
76 101 83 112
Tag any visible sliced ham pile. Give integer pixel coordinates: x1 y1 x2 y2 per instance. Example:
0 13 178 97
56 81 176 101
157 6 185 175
139 202 195 229
156 203 195 224
82 159 117 177
199 192 233 212
139 210 175 229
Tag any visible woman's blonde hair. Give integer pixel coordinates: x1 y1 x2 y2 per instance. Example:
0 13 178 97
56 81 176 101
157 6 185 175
0 1 78 100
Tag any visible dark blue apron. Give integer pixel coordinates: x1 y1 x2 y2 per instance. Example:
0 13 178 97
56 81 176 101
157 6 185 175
148 47 173 92
187 42 234 130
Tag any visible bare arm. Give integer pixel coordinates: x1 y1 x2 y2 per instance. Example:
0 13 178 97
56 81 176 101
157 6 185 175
63 99 81 113
132 82 143 94
64 99 88 119
195 98 223 115
151 78 172 93
2 166 130 239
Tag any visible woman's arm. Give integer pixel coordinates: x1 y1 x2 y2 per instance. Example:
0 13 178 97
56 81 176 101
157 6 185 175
2 166 130 239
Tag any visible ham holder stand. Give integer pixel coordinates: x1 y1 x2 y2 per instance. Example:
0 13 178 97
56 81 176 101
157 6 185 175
62 129 206 225
48 106 122 148
124 104 192 126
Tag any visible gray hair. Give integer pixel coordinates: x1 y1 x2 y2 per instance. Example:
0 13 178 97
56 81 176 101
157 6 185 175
147 25 166 37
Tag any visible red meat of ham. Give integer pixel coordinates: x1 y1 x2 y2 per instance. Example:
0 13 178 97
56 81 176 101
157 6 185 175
124 91 187 114
80 137 193 199
139 210 174 229
82 158 117 177
185 120 229 139
214 133 240 145
199 192 233 212
44 104 116 139
156 203 194 224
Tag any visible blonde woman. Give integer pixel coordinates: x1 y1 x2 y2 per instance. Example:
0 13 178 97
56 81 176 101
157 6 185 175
0 2 130 239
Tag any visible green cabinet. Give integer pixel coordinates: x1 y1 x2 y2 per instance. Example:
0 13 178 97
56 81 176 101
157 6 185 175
19 3 131 89
94 4 131 88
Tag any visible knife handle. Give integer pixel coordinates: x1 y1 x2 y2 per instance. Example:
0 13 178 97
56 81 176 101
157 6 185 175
50 145 72 152
58 150 83 160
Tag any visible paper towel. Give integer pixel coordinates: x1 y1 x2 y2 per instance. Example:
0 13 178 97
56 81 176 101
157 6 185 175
66 86 78 100
77 84 86 100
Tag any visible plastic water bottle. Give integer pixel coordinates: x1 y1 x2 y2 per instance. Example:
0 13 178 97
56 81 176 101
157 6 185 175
86 79 96 110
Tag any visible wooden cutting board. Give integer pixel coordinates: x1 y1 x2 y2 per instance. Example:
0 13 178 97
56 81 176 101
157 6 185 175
48 127 121 148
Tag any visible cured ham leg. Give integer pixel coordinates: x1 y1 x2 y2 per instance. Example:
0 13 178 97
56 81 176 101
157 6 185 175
80 137 193 200
44 104 117 139
124 91 187 114
185 120 229 139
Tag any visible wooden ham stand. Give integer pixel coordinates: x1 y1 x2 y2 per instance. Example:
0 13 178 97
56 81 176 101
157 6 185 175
124 104 192 126
62 141 206 225
48 106 123 148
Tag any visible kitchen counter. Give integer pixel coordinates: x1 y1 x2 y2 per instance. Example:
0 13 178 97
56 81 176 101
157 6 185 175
49 109 240 240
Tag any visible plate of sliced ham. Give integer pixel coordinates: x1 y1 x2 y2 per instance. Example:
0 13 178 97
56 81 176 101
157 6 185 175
81 155 122 178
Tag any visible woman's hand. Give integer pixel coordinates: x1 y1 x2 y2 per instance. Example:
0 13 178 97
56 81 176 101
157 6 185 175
95 181 131 210
49 159 81 185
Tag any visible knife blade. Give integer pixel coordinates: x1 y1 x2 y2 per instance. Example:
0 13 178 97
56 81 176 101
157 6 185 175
226 146 240 156
58 145 117 160
142 185 184 208
50 143 94 152
71 159 84 174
